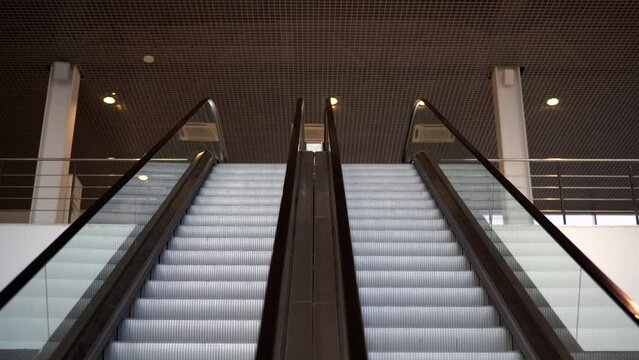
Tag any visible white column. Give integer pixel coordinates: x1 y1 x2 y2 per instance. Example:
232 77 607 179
491 66 533 201
30 62 81 224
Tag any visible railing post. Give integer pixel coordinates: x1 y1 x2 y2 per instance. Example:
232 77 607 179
629 165 639 225
68 162 76 223
556 163 567 225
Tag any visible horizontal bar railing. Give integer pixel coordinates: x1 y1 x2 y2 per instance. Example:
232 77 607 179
438 158 639 224
0 157 192 223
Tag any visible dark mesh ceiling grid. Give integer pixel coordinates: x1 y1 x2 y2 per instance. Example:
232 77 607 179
0 0 638 167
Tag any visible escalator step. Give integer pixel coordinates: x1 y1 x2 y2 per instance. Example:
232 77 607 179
131 299 263 320
348 208 442 220
365 328 513 352
160 250 272 266
352 242 460 256
356 271 476 288
119 319 260 342
175 225 276 238
344 164 521 357
346 191 431 200
104 343 256 360
152 265 269 281
142 281 266 299
193 196 281 206
361 306 499 328
351 230 454 243
181 215 278 226
354 256 468 271
167 237 273 251
349 219 447 230
368 352 524 360
358 287 489 306
188 205 280 215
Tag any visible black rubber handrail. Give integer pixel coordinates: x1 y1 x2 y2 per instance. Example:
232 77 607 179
409 98 639 325
256 98 305 359
0 98 223 310
323 98 368 359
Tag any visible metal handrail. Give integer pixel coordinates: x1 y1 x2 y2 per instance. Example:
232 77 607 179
408 98 639 324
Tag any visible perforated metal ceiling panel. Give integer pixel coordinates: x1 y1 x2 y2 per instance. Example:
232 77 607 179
0 0 638 166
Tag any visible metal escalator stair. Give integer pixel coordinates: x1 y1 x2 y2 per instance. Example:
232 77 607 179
104 163 285 360
342 164 524 359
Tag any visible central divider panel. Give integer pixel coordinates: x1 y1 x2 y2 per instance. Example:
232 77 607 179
342 163 523 359
105 163 285 360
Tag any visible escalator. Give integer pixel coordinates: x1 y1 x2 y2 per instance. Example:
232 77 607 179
342 164 522 359
104 163 285 359
322 98 639 360
0 99 302 360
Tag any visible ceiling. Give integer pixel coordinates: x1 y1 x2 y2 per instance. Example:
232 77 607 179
1 0 638 212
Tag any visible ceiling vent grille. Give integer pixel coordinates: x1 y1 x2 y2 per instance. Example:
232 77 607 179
412 124 454 143
178 122 220 142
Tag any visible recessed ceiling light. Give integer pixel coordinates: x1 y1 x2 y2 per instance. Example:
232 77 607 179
137 174 149 181
143 55 155 64
546 97 559 106
416 100 426 107
103 96 116 105
330 97 338 106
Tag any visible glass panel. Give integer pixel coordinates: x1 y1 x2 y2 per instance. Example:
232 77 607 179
0 100 225 358
405 101 639 354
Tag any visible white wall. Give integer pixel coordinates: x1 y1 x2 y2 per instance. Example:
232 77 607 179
559 226 639 302
0 224 67 290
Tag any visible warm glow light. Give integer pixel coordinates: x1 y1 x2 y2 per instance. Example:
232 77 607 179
330 97 338 106
143 55 155 64
103 96 116 104
137 175 149 181
546 97 559 106
416 100 426 107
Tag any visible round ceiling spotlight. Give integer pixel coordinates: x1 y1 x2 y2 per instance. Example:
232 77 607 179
143 55 155 64
416 100 426 107
103 96 116 105
137 174 149 181
546 97 559 106
329 97 338 106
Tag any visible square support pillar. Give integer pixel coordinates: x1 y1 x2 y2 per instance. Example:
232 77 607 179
492 66 533 201
30 62 80 224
